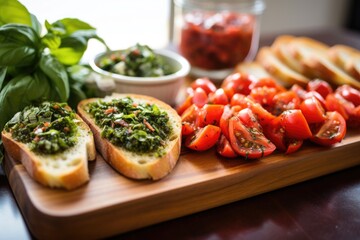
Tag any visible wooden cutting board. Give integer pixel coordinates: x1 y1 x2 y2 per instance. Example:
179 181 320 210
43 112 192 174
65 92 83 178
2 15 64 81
4 130 360 239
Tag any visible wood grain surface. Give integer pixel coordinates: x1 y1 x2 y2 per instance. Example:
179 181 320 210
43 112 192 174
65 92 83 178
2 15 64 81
4 129 360 239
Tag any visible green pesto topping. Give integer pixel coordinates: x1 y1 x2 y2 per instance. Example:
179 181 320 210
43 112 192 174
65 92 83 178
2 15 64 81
86 97 172 157
97 43 174 77
4 102 78 154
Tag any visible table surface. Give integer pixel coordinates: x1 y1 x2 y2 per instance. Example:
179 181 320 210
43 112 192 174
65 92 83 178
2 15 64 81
1 28 360 240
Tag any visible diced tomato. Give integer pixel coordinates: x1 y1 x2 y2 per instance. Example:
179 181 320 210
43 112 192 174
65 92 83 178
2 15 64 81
177 94 193 115
310 111 346 146
248 103 276 127
230 93 252 108
325 93 353 120
249 86 277 109
348 105 360 128
335 85 360 106
192 87 208 108
280 110 312 140
263 117 303 154
182 122 196 136
249 77 286 92
191 77 217 94
271 91 301 116
209 88 229 105
291 84 307 100
220 105 236 140
300 96 326 124
304 91 326 109
216 134 238 158
196 104 224 127
185 125 221 151
236 108 263 130
181 104 199 123
307 79 333 99
285 139 303 154
228 116 276 159
221 73 256 96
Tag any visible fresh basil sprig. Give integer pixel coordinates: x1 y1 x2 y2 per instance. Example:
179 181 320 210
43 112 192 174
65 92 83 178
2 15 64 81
0 0 109 163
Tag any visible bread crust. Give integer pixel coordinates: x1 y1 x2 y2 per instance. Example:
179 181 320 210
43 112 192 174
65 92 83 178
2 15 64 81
1 114 96 190
77 93 182 180
329 45 360 81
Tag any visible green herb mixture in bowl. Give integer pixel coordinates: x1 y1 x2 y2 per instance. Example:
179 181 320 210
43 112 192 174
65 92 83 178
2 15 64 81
89 44 190 106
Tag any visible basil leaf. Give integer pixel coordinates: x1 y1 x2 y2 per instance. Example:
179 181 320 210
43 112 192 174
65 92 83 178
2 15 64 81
50 36 87 65
30 14 42 35
71 30 109 49
52 18 95 35
42 33 61 50
0 67 7 91
0 0 32 26
39 54 69 101
0 24 40 67
67 64 91 83
0 74 32 130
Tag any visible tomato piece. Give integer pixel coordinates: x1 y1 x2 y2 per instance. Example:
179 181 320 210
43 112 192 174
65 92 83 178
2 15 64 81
271 91 301 116
249 86 277 109
263 117 303 154
325 93 354 120
285 139 303 154
216 134 238 158
182 122 196 136
280 110 312 140
236 108 262 130
300 96 326 124
209 88 229 105
307 79 333 99
335 85 360 106
191 77 217 94
348 105 360 128
181 104 199 123
304 91 327 109
221 73 256 96
249 77 286 92
196 104 224 127
185 125 221 151
248 103 276 127
192 87 208 108
219 105 242 140
230 93 252 108
177 95 193 115
291 84 307 100
310 111 346 146
228 116 276 159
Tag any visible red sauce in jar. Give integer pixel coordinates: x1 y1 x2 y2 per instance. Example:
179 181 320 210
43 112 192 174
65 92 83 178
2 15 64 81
179 12 255 70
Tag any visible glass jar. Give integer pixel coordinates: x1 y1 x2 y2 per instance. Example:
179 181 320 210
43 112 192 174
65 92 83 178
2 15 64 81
172 0 265 80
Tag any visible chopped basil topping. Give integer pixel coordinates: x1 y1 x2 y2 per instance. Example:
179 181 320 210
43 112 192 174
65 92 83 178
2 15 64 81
87 97 172 157
98 43 174 77
4 102 78 154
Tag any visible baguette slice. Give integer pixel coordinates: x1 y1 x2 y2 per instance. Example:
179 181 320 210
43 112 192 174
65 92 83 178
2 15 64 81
256 47 310 87
2 114 96 190
271 35 309 75
77 93 182 180
328 44 360 81
289 37 360 89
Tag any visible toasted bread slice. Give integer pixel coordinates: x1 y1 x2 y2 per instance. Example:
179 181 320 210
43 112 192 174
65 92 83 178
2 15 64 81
271 35 307 74
235 61 273 79
329 44 360 81
256 47 310 87
289 37 360 89
2 114 96 190
77 93 182 180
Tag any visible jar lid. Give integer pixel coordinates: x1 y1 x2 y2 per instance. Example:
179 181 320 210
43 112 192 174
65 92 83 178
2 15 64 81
174 0 266 14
